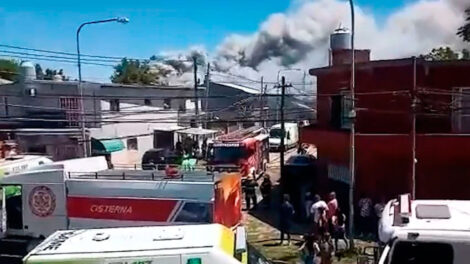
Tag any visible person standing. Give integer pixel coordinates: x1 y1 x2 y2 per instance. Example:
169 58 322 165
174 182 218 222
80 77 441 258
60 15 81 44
332 207 348 253
305 192 314 221
358 194 373 238
280 194 295 245
244 177 258 210
327 192 338 232
373 196 386 240
310 194 328 233
201 138 208 160
298 233 320 264
260 174 273 209
319 233 335 264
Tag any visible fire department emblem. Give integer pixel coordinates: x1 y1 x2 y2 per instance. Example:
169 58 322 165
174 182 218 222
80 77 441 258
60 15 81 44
29 186 56 217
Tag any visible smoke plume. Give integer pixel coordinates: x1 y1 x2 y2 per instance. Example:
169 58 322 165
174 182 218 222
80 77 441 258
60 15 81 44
156 0 468 86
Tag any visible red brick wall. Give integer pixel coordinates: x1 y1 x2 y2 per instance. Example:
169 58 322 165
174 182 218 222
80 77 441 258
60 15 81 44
301 127 470 200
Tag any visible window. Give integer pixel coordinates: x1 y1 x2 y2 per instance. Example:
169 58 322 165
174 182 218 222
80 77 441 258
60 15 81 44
330 90 353 129
60 97 81 127
126 138 138 150
391 241 453 264
144 99 152 106
26 88 36 97
452 87 470 133
174 202 212 223
110 99 120 112
163 98 171 109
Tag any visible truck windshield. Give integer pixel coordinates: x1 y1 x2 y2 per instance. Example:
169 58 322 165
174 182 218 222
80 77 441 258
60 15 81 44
390 241 454 264
213 147 246 163
270 128 283 139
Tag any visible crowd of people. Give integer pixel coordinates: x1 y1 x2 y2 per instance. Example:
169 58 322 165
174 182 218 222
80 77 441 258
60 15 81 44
241 172 386 264
279 192 343 264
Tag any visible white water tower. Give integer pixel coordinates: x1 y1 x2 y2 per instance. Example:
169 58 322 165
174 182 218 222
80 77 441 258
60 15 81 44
330 27 351 51
19 61 36 82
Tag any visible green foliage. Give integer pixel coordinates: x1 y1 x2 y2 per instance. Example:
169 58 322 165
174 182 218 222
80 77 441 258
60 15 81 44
462 49 470 60
35 63 44 79
111 58 158 85
458 8 470 42
420 47 459 61
0 59 19 81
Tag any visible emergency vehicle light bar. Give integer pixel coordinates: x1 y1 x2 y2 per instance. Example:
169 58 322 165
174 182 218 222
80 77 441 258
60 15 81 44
399 194 411 217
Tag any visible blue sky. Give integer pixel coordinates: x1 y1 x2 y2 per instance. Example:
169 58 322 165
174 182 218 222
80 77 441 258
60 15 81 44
0 0 415 82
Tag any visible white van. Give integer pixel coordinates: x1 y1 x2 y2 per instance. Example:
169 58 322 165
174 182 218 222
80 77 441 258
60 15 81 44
269 123 299 151
377 194 470 264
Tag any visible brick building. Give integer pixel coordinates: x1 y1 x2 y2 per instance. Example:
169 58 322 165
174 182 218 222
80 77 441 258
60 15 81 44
301 51 470 201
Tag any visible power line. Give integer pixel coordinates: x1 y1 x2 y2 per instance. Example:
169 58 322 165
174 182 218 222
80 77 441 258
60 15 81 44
0 54 115 67
0 43 145 61
0 49 120 63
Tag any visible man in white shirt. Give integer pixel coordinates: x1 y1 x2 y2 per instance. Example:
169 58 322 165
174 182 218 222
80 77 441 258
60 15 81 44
310 194 329 223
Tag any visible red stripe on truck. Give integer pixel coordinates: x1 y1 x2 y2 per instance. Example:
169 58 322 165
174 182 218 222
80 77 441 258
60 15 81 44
67 196 178 222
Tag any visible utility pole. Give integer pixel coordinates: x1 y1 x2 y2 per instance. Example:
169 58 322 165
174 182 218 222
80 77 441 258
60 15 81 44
193 56 199 127
348 0 356 250
205 63 211 128
259 76 264 128
279 76 292 180
411 57 417 199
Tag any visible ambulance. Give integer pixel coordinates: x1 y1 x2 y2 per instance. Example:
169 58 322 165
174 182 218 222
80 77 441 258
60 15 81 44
376 194 470 264
23 224 247 264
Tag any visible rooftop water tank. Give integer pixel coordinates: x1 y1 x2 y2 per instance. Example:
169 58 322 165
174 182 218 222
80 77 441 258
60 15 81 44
330 28 351 51
19 61 36 81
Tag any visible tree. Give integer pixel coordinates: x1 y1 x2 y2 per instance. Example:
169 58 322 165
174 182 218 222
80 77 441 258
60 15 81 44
0 59 19 81
458 8 470 42
111 58 158 85
462 49 470 60
420 47 459 61
35 63 44 80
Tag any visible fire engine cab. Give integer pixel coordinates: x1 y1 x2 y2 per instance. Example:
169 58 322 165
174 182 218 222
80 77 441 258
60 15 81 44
377 194 470 264
0 156 243 263
208 126 269 179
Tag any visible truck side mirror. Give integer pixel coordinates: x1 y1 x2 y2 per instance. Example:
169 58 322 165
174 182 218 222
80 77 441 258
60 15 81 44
287 132 291 140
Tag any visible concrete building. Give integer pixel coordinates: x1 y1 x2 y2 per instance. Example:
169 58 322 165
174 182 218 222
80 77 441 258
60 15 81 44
203 81 315 132
90 101 184 167
301 49 470 202
0 66 204 161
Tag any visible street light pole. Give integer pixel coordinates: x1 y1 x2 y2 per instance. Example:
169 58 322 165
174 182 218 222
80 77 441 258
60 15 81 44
76 17 129 157
348 0 356 249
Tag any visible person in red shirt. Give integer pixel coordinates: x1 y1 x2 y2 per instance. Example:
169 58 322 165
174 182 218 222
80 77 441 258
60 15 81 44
327 192 338 233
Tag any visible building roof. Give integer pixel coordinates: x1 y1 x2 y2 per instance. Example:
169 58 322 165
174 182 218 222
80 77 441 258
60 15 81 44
101 83 201 91
177 127 218 136
215 82 260 94
0 78 13 85
309 57 470 76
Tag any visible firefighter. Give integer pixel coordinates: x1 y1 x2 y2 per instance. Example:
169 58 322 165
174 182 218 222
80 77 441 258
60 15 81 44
260 174 272 209
244 177 258 210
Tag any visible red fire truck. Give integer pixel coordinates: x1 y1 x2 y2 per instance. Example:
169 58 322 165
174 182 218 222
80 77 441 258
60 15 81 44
208 126 270 179
0 156 242 263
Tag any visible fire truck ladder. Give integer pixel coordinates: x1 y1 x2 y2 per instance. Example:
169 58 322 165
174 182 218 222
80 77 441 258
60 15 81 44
216 126 266 141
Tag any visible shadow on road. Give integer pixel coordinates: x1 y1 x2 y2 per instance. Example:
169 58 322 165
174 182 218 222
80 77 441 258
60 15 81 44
248 184 309 236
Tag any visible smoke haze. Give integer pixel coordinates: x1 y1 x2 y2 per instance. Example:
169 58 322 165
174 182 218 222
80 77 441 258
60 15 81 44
156 0 468 86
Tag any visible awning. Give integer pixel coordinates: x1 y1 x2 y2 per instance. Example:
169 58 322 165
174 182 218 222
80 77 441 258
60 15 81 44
91 138 125 154
176 128 218 136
